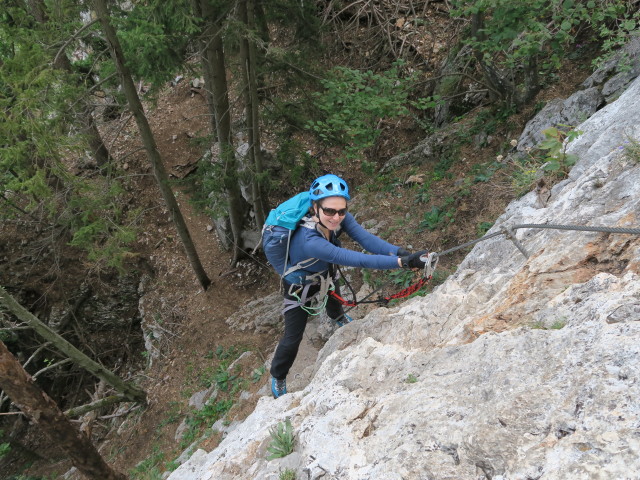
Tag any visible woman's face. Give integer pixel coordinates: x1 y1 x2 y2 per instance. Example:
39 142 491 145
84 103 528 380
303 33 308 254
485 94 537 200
316 196 348 231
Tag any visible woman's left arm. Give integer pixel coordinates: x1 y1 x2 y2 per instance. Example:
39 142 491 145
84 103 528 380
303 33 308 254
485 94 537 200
340 213 400 256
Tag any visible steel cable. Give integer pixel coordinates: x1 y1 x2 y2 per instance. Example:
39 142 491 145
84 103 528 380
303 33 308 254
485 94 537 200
436 223 640 258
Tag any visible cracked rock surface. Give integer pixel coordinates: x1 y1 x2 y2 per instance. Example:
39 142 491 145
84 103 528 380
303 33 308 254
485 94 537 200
167 77 640 480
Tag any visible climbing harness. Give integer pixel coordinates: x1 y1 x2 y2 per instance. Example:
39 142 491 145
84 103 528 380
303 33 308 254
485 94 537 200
283 271 335 315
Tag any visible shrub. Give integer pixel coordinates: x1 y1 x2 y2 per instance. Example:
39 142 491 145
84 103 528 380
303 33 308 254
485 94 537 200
308 62 433 165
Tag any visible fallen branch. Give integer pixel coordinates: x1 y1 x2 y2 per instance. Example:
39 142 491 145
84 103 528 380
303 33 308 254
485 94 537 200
64 394 129 418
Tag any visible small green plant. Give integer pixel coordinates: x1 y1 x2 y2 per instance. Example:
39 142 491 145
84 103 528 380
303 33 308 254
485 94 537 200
279 469 297 480
158 401 182 428
406 373 418 383
213 367 239 392
0 441 11 458
537 126 581 173
130 446 165 480
433 154 457 180
622 136 640 163
362 269 385 289
417 201 455 232
251 366 266 383
510 126 581 196
477 222 494 236
414 189 431 204
266 418 295 460
181 398 232 444
471 161 501 183
165 460 181 472
530 319 566 330
387 269 415 288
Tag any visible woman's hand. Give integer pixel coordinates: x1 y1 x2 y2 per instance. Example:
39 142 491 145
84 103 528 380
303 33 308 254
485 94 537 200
400 250 428 269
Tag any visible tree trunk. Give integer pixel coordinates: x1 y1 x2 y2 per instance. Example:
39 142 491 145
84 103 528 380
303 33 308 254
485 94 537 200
198 0 248 264
520 55 541 107
30 0 111 167
470 12 514 104
239 0 267 228
93 0 211 289
0 286 146 403
0 340 127 480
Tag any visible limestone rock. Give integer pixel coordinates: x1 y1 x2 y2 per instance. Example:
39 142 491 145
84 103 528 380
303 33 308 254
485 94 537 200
517 87 603 151
167 78 640 480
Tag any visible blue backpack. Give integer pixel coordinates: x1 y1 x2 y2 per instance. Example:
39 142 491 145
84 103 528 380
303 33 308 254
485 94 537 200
262 192 311 276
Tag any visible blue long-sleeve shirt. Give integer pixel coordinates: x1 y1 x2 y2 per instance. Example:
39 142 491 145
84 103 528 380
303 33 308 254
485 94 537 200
285 213 400 284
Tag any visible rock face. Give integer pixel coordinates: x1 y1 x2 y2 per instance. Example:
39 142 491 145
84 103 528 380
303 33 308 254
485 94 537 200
167 78 640 479
518 37 640 151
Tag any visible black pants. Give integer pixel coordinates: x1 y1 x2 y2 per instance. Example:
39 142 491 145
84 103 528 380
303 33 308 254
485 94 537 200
270 282 345 380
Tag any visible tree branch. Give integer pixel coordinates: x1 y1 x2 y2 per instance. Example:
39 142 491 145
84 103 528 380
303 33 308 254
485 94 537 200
64 394 128 418
53 19 100 66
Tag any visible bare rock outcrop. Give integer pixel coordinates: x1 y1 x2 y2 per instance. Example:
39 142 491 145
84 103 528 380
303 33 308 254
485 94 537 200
168 77 640 480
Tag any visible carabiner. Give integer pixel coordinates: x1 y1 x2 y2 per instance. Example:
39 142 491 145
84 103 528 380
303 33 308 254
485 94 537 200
420 252 439 278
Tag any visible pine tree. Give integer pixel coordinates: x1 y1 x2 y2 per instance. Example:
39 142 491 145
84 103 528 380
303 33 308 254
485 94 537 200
92 0 212 289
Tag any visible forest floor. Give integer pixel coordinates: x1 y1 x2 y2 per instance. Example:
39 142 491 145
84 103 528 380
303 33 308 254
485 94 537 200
17 56 594 479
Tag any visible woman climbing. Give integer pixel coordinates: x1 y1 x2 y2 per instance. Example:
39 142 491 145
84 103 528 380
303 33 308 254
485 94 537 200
269 174 427 398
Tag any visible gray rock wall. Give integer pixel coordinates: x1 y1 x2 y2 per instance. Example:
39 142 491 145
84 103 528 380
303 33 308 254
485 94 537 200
167 77 640 480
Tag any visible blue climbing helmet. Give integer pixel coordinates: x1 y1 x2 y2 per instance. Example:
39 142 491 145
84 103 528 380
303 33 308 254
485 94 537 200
309 174 351 201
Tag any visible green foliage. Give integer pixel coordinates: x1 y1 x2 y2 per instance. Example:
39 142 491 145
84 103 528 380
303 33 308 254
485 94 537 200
362 269 385 289
406 373 418 383
273 138 318 191
387 269 416 288
414 189 431 204
471 161 502 183
0 441 11 458
530 319 566 330
179 398 233 449
130 446 165 480
251 366 267 383
159 402 182 428
196 345 245 389
510 126 581 195
193 399 233 425
417 198 455 232
176 345 262 450
450 0 640 106
433 154 457 180
477 221 494 236
113 0 200 86
307 62 421 163
0 3 139 273
621 136 640 164
537 126 581 173
262 0 322 43
65 181 139 271
267 419 295 460
279 468 297 480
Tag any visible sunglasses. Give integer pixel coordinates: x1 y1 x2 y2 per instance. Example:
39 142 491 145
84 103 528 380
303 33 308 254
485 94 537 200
319 206 348 217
